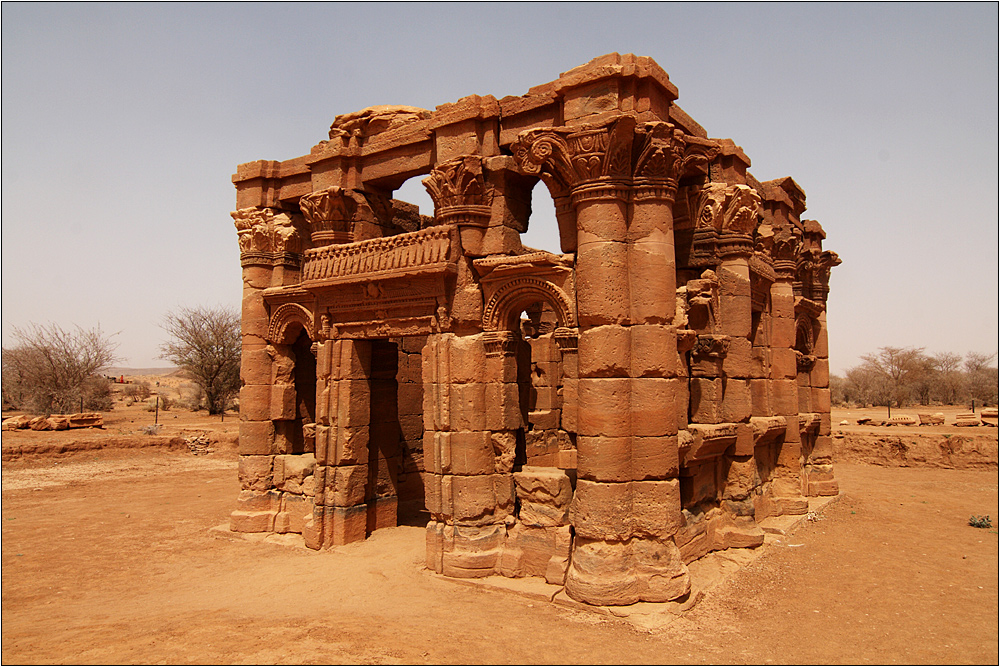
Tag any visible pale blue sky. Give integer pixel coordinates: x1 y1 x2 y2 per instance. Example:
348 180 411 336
2 2 997 373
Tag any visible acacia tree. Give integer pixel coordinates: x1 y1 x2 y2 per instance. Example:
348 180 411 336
160 306 241 415
2 323 118 413
965 351 999 407
858 346 928 408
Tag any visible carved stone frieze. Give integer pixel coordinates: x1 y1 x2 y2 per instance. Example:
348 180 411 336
266 303 316 345
301 225 456 286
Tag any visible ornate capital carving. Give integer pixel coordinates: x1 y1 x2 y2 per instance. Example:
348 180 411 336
299 186 357 246
422 156 492 227
511 116 635 200
634 122 719 199
482 330 519 358
231 207 302 266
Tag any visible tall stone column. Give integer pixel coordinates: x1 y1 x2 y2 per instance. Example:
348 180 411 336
230 208 283 532
513 118 716 605
768 231 808 514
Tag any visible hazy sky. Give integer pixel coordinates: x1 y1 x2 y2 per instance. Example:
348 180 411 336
2 2 997 373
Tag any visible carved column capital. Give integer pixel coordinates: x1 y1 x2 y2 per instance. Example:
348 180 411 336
232 207 302 268
633 122 719 202
422 156 492 228
511 116 635 204
299 186 357 246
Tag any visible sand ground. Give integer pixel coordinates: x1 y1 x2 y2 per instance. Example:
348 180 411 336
2 395 998 664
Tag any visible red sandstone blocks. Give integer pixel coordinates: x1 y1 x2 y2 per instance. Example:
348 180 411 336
576 241 629 326
629 324 676 378
630 377 677 436
578 378 631 436
578 325 630 378
627 240 675 324
689 377 723 424
238 420 275 456
721 379 752 423
238 455 274 491
270 384 296 420
230 510 275 533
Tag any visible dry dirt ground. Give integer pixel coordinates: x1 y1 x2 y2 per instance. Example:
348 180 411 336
2 403 998 664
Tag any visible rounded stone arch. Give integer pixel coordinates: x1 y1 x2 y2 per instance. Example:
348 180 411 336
267 303 316 345
483 277 575 333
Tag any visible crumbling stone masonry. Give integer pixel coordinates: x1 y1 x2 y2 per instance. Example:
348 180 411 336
228 53 840 606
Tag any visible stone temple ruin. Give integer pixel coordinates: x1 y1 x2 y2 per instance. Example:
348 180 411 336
228 53 840 606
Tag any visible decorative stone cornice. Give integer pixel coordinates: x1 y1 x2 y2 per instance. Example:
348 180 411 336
299 186 357 246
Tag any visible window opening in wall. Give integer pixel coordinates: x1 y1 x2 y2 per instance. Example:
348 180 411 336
520 180 562 254
291 328 316 454
516 304 571 470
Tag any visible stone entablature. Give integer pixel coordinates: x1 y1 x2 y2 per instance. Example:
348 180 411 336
229 53 839 608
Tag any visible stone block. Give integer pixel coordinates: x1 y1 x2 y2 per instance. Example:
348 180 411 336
332 425 368 465
335 339 372 380
577 435 631 482
448 335 487 384
238 455 274 491
770 316 796 349
485 382 522 431
578 325 630 378
750 379 771 417
557 448 578 470
532 385 561 411
326 464 368 507
722 337 752 378
627 239 676 324
528 409 560 431
632 435 679 480
632 536 690 602
326 504 368 546
811 357 830 388
396 383 423 416
282 493 314 534
811 387 831 413
241 347 273 386
631 479 683 538
578 378 631 437
239 420 275 456
749 346 769 379
571 479 632 540
230 510 275 533
576 240 630 326
240 384 271 422
798 385 812 413
273 453 316 493
771 347 797 379
689 377 723 424
450 382 487 431
514 466 573 527
630 377 677 437
529 336 560 363
722 379 752 423
629 324 676 378
565 536 638 606
367 496 398 532
270 384 297 421
718 295 751 338
771 379 799 415
235 489 281 512
335 379 371 428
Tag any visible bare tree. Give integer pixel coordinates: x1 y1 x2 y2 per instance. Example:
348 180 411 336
160 306 241 415
2 323 118 413
965 351 999 407
858 346 928 408
929 352 964 404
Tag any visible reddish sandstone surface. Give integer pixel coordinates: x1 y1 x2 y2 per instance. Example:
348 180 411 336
2 439 996 664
